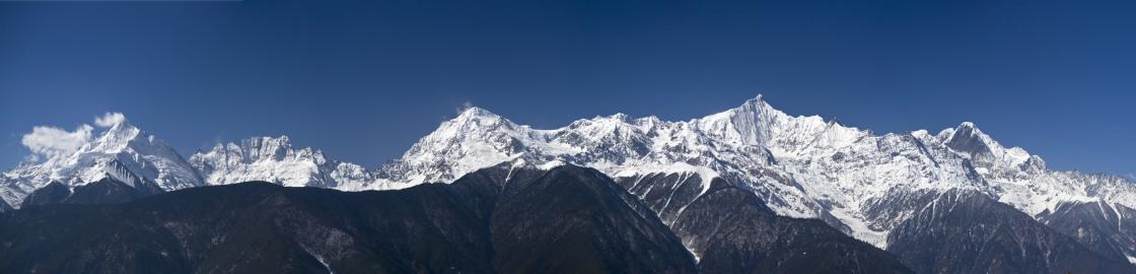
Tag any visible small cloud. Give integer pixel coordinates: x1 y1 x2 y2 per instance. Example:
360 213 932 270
94 112 127 127
21 124 94 158
20 112 128 159
458 102 475 113
452 102 483 118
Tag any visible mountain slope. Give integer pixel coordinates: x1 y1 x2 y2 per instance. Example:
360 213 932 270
6 96 1136 271
0 164 701 274
373 95 1136 254
1039 200 1136 265
0 181 497 274
672 180 913 274
21 176 163 207
2 114 202 207
887 190 1135 274
11 98 1134 250
489 165 698 274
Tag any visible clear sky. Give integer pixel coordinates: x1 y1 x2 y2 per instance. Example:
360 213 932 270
1 0 1133 177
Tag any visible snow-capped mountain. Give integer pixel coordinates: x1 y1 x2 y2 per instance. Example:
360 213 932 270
1 113 203 207
1 116 376 207
374 95 1136 252
189 136 372 189
374 101 779 196
4 96 1134 263
373 96 949 243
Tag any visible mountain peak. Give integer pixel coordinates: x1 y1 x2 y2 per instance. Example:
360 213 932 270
3 112 203 207
956 121 979 132
188 134 365 188
695 94 786 145
744 94 767 105
729 94 789 119
943 121 1037 171
457 105 499 119
268 135 291 142
949 121 990 145
242 135 293 149
441 105 517 133
945 121 995 156
738 94 782 113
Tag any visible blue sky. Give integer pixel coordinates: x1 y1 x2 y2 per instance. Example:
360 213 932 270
1 0 1133 177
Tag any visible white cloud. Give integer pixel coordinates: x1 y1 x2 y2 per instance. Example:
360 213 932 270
457 101 475 113
21 124 94 158
94 112 126 127
19 112 127 159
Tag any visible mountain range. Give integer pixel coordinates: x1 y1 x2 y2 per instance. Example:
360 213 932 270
2 95 1134 273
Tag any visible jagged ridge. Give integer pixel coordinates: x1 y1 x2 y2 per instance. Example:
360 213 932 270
5 96 1136 264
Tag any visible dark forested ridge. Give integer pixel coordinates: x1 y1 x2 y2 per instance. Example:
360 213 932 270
0 165 694 274
0 164 918 274
5 163 1132 274
887 190 1136 274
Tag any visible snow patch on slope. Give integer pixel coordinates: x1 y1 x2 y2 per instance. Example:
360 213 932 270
612 162 718 195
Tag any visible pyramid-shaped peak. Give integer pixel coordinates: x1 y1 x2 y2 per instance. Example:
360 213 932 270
736 94 771 110
414 105 520 145
945 121 995 156
447 105 516 129
734 94 788 116
694 94 789 146
457 105 501 119
744 94 766 104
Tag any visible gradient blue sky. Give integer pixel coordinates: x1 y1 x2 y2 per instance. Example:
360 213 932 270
1 0 1133 176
